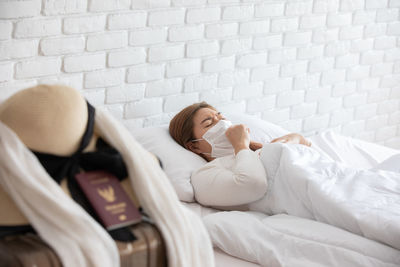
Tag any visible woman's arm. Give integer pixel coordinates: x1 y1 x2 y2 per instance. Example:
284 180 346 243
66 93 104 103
191 149 268 207
271 133 311 146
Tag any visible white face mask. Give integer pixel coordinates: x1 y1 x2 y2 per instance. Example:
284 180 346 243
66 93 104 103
193 120 235 158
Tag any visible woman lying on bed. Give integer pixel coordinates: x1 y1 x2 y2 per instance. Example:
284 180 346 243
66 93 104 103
169 101 400 251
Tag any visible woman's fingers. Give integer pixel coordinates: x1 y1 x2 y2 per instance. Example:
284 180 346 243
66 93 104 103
271 133 312 147
303 139 312 147
225 124 250 148
271 137 289 143
249 141 263 151
270 137 278 143
271 133 300 144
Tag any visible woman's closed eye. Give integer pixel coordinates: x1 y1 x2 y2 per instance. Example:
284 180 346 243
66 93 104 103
201 112 224 128
206 119 226 128
203 119 214 128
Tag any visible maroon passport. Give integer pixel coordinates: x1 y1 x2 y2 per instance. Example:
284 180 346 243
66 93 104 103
75 170 141 230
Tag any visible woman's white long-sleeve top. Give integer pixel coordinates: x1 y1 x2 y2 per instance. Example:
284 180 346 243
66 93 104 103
191 149 268 207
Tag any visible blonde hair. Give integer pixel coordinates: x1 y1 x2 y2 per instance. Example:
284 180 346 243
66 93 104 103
169 102 216 149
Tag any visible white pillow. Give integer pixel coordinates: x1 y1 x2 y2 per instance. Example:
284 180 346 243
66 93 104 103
131 114 289 202
132 126 206 202
227 113 289 144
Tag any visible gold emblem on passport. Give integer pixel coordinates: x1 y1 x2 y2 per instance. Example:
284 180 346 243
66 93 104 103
98 185 116 203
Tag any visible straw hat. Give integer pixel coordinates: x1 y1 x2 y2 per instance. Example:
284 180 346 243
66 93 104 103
0 84 137 226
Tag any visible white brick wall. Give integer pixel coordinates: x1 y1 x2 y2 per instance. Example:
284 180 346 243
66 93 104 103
43 0 87 15
0 0 399 149
15 18 61 38
125 98 163 118
129 28 167 46
16 57 61 78
87 32 128 51
85 69 123 88
233 83 263 100
277 90 305 107
149 44 185 62
201 88 232 106
0 0 41 19
330 108 354 126
108 12 147 30
64 53 106 73
223 5 253 21
63 15 106 34
239 20 269 35
271 17 298 32
0 62 13 82
106 84 145 104
0 21 12 40
164 93 199 112
203 56 234 73
187 7 220 24
219 70 249 87
187 41 219 57
89 0 130 12
166 59 201 77
237 53 267 68
184 74 218 92
127 64 165 83
148 9 185 26
251 65 280 82
206 23 238 39
253 35 282 50
40 36 86 56
0 40 39 60
221 38 251 55
147 78 182 97
169 24 204 42
108 48 146 67
255 2 285 17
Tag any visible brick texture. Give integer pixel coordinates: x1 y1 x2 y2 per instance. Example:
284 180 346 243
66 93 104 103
0 0 399 148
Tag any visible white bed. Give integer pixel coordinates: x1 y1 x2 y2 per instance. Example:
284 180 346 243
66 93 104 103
180 202 261 267
131 113 400 267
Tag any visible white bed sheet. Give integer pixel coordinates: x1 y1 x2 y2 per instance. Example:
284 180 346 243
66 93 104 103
182 131 400 267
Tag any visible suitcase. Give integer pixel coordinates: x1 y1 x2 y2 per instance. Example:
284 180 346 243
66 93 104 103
0 222 166 267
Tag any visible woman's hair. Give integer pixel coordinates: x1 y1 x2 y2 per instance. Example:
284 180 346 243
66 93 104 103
169 102 216 148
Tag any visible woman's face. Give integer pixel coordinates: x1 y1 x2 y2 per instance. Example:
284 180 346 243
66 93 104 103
187 107 225 158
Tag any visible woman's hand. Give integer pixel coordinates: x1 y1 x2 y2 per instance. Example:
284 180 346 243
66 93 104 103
270 133 311 147
225 124 250 154
249 141 263 151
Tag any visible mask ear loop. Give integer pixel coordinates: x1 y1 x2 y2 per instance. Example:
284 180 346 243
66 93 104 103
190 139 212 156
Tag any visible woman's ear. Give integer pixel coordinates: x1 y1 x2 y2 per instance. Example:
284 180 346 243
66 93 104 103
185 141 200 154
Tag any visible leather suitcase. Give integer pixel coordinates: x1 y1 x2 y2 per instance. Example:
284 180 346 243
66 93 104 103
0 222 166 267
117 222 166 267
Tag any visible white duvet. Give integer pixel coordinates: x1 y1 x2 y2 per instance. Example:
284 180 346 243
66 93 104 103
250 142 400 250
203 132 400 267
